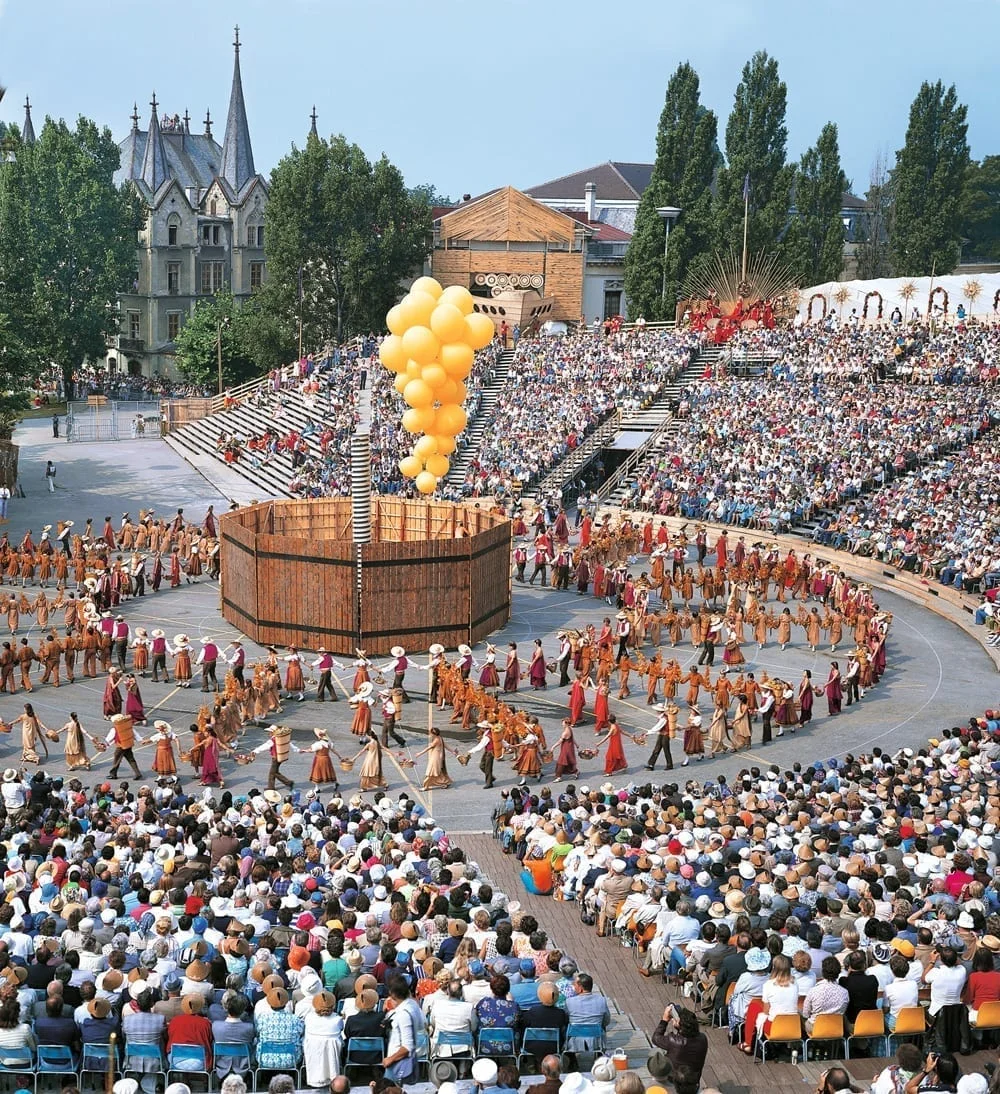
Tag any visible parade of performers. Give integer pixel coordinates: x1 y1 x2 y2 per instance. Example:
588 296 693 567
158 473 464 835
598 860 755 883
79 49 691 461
0 490 893 792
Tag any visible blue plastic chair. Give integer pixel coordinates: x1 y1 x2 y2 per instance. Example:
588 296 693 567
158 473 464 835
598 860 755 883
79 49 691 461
517 1026 563 1070
564 1023 606 1064
167 1043 212 1090
430 1029 474 1058
123 1042 166 1085
37 1043 77 1077
0 1044 36 1093
343 1037 385 1081
477 1026 517 1059
254 1041 302 1088
213 1041 254 1083
414 1031 430 1080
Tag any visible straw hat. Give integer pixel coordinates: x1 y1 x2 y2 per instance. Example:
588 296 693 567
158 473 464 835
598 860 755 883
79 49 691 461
429 643 445 656
458 644 472 656
266 987 289 1009
312 991 337 1016
390 645 405 658
181 995 204 1015
185 960 209 982
356 682 374 698
152 629 165 639
173 634 190 648
88 998 112 1019
263 790 282 805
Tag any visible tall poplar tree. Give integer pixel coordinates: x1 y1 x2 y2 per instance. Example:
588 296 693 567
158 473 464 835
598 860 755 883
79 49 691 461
624 62 719 320
715 51 795 261
890 80 970 275
785 123 848 284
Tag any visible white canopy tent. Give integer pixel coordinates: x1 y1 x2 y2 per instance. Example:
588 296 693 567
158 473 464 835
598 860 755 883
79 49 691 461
795 274 1000 322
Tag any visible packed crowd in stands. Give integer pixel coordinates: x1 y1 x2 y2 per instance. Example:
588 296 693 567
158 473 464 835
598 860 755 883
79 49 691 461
455 330 703 498
618 378 993 534
0 768 679 1094
728 318 1000 386
498 711 1000 1075
811 446 1000 591
40 366 209 403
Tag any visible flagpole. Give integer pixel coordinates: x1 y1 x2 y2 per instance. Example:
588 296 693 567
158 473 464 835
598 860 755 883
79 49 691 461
741 181 749 286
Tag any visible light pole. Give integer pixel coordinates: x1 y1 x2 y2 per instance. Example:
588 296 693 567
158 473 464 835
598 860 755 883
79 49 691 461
216 316 231 396
656 206 681 318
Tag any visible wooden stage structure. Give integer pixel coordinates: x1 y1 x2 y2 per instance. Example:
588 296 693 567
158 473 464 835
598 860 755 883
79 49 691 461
219 498 512 655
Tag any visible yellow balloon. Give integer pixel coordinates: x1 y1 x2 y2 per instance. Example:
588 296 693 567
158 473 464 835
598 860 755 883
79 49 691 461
435 435 456 455
452 381 468 404
386 304 407 336
393 373 409 394
439 284 475 316
378 334 407 373
464 312 495 350
439 341 474 379
436 403 468 436
401 325 440 365
424 453 450 478
411 276 443 299
421 364 447 389
414 434 439 459
403 379 434 409
402 406 436 434
398 455 423 479
415 471 437 495
398 291 437 330
405 359 423 380
430 303 468 344
437 379 459 404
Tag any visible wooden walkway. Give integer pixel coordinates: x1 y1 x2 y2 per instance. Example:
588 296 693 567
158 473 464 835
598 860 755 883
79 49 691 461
461 834 995 1093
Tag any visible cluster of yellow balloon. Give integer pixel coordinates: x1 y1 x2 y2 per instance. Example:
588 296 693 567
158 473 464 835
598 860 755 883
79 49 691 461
378 276 495 495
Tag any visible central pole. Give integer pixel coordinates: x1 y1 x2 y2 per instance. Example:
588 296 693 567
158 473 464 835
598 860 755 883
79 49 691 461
741 190 749 286
351 377 373 649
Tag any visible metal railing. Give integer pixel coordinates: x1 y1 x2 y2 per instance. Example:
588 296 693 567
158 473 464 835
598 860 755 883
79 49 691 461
65 401 163 443
528 410 622 500
595 410 676 503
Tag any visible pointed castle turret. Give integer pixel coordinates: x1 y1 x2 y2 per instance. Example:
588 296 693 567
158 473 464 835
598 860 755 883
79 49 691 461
219 25 255 193
140 93 168 191
21 97 35 145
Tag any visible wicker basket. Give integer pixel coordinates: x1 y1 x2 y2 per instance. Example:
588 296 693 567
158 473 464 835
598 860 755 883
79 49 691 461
456 752 471 767
45 730 60 743
0 722 10 735
339 758 355 772
93 740 108 753
540 749 554 763
632 732 648 746
180 750 192 763
397 755 415 768
578 748 597 760
235 753 255 766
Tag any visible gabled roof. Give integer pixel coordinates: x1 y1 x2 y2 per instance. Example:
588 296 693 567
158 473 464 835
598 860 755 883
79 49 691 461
117 126 223 195
438 186 581 243
525 160 653 202
561 209 632 242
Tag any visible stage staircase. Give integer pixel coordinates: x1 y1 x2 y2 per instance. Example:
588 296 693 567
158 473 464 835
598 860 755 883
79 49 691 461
444 349 513 488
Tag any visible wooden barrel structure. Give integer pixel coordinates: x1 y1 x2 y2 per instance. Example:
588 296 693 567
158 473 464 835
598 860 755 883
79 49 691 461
219 498 512 656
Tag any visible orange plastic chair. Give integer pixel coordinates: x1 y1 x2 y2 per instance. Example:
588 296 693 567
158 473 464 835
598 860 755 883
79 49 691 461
972 999 1000 1039
886 1006 926 1052
714 982 737 1028
846 1009 886 1058
806 1013 846 1060
755 1013 805 1062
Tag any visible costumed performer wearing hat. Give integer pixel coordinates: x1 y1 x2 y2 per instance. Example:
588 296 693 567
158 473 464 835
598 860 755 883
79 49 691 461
383 645 421 703
296 727 339 792
106 712 145 779
249 724 294 791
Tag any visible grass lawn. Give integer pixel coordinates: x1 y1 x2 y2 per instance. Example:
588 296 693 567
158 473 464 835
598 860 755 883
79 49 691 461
20 402 68 419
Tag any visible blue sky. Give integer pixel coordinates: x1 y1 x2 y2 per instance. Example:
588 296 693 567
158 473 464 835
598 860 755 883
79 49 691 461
1 0 996 200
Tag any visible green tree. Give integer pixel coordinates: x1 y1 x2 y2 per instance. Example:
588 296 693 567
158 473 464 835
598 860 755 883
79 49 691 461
408 183 453 206
265 132 430 347
715 51 795 264
890 81 970 275
173 291 258 389
785 123 848 284
14 116 144 399
961 156 1000 262
624 62 719 320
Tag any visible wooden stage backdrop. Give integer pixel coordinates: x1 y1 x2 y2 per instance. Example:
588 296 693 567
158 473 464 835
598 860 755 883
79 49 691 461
219 498 512 655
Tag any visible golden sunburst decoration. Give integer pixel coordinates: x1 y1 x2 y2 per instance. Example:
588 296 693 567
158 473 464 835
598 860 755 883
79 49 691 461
833 285 852 315
964 279 983 317
682 247 798 309
899 281 917 321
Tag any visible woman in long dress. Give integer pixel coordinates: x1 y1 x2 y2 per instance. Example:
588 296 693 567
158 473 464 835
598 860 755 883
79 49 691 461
131 629 149 676
349 683 375 736
172 636 192 687
682 707 704 765
709 701 731 755
502 643 520 692
61 711 94 770
297 727 338 791
825 661 843 715
554 720 578 780
592 679 611 733
528 640 547 690
199 725 233 786
102 670 123 718
722 627 745 666
597 716 629 776
776 609 792 650
356 731 387 790
10 703 47 765
797 670 814 728
479 647 500 692
150 719 178 776
775 685 797 726
124 674 146 725
567 674 587 726
514 732 542 785
731 694 752 751
416 727 453 790
352 653 371 691
302 992 344 1089
282 648 306 701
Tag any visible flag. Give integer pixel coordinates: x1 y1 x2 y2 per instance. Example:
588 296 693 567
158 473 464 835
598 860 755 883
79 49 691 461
742 173 751 202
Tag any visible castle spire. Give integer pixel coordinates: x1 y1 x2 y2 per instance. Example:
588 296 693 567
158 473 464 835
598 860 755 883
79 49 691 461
21 96 35 146
204 108 212 139
140 92 168 191
219 24 255 192
309 106 318 138
131 103 140 132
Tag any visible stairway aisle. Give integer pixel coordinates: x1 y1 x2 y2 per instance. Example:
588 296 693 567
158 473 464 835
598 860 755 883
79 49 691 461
445 349 513 488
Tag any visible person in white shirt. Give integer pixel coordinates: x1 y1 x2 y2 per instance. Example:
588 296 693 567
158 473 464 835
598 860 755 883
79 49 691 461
923 944 967 1016
882 954 920 1030
426 979 477 1054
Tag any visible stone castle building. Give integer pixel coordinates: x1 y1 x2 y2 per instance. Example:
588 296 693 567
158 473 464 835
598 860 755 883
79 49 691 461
110 28 268 379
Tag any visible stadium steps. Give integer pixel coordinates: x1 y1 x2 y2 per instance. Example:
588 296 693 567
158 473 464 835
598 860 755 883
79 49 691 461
445 350 513 487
